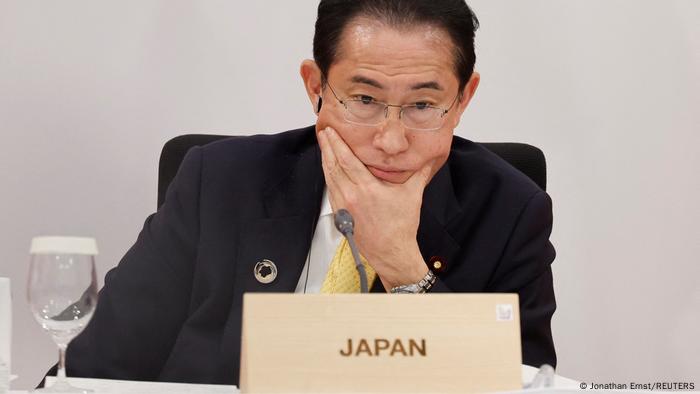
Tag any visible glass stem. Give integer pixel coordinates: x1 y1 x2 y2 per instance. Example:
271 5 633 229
57 344 68 381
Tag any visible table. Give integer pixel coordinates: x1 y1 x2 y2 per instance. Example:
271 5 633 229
7 365 581 393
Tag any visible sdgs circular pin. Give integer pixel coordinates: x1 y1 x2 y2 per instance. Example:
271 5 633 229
254 259 278 284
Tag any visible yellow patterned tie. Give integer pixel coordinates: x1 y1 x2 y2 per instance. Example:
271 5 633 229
320 238 376 293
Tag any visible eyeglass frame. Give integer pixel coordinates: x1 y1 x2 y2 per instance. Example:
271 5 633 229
322 80 461 132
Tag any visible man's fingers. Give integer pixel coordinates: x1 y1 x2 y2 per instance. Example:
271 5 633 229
317 127 336 171
324 127 375 185
318 127 350 211
318 128 349 183
405 159 436 190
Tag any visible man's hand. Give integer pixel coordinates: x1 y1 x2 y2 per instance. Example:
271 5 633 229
317 126 433 290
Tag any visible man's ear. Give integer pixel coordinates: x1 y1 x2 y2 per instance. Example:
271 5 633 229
300 59 323 115
452 71 480 128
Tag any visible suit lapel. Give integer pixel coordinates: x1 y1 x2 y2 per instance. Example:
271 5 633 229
417 162 462 275
234 131 325 294
219 128 325 382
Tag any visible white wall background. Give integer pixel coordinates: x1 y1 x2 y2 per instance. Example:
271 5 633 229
1 0 698 389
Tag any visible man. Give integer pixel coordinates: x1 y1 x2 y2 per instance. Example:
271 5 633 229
54 0 557 385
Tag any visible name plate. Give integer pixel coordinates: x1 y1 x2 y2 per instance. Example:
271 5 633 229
240 293 521 393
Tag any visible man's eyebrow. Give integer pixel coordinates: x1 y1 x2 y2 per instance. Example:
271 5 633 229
410 81 444 91
350 75 384 89
349 76 444 91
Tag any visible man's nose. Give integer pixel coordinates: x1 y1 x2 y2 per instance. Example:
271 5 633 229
372 107 409 155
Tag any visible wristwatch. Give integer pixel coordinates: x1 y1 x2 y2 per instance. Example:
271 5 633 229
390 269 437 294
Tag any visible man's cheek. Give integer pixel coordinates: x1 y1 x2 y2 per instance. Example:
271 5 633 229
317 109 346 130
333 126 368 158
314 114 330 134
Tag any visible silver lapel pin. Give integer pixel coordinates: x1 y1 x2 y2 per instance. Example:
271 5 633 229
254 259 278 284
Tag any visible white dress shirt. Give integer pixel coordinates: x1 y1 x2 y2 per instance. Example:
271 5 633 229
294 188 343 293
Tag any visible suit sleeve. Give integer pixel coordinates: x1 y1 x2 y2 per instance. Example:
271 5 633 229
431 190 557 368
487 190 557 368
45 147 203 383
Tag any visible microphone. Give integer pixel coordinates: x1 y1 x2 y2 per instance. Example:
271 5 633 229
334 209 369 293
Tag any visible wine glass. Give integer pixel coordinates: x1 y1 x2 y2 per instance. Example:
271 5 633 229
27 236 99 393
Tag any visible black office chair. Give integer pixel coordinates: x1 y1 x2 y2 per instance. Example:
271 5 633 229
157 134 547 208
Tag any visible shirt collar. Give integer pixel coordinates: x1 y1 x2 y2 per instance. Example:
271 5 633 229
320 187 333 217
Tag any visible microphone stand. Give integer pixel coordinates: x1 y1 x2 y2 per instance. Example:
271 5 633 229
334 209 369 293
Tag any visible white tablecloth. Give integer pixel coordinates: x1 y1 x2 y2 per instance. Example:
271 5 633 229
7 365 580 393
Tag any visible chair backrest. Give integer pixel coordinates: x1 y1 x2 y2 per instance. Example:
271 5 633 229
157 134 547 208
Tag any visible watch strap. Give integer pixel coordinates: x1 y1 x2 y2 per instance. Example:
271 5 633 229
390 269 437 294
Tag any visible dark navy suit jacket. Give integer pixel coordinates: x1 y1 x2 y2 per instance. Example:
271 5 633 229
61 125 556 385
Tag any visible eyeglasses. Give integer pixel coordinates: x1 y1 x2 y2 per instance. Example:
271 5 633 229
324 82 459 132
